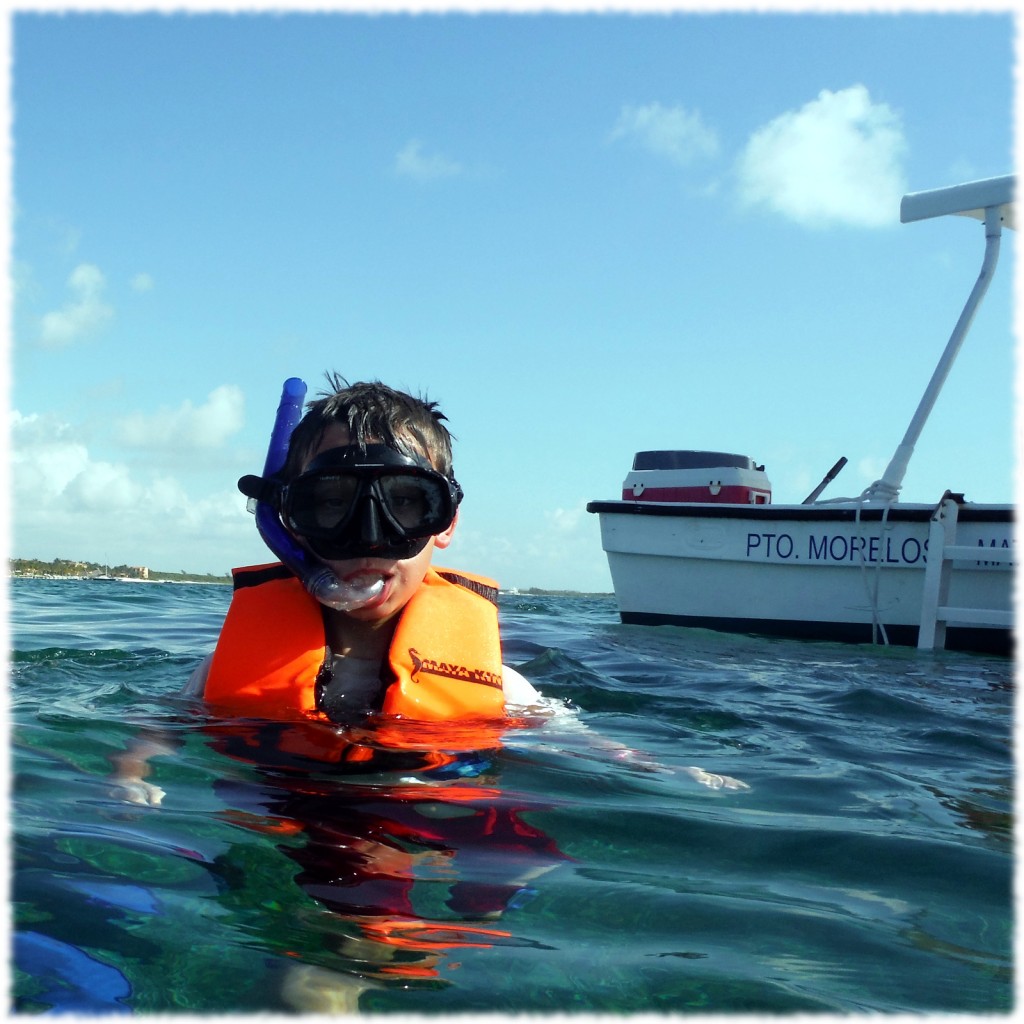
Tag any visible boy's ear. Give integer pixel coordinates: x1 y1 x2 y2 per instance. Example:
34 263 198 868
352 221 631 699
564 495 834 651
432 510 459 550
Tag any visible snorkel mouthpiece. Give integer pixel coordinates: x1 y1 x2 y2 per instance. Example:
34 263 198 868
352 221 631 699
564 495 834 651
244 377 384 612
303 564 385 612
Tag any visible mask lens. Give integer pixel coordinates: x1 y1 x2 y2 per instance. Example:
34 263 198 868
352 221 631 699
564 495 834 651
376 473 446 533
286 474 360 534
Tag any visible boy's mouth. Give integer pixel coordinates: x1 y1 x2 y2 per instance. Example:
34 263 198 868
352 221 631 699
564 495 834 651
341 568 392 608
342 564 392 581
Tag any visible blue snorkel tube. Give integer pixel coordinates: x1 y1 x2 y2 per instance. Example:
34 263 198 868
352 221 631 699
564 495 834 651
247 377 383 611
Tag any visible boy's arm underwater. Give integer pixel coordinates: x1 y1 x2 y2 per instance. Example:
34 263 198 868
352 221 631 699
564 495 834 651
108 729 177 806
107 654 212 806
502 668 749 792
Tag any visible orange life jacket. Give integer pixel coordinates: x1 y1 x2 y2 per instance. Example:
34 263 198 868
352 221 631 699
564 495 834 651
204 562 506 725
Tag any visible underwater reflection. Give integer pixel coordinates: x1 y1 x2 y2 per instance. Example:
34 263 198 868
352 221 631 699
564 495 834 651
205 715 567 1011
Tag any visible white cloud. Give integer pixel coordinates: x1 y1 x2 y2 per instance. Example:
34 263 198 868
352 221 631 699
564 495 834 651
13 261 39 302
522 500 609 591
9 411 91 500
131 272 154 292
10 407 258 574
610 102 720 167
115 385 245 450
736 84 907 228
546 505 584 534
44 216 82 257
445 497 610 592
395 139 463 181
64 460 143 512
11 410 143 513
856 455 889 486
39 262 114 348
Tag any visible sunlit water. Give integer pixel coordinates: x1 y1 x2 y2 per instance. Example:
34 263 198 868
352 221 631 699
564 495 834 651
9 577 1013 1013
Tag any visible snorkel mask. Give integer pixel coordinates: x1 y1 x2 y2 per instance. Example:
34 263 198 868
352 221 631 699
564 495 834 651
240 378 462 610
275 444 463 562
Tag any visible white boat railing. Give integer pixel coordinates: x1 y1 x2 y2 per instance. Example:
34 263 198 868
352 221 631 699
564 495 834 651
917 493 1014 650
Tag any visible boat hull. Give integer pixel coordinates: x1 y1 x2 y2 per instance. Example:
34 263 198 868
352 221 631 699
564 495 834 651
587 501 1014 655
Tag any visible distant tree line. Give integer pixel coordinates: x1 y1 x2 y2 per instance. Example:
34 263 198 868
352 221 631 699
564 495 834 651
9 557 230 585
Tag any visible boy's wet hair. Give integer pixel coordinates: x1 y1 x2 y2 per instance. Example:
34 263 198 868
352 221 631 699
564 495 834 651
283 372 456 480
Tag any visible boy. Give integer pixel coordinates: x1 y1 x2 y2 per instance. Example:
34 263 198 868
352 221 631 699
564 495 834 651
188 373 541 721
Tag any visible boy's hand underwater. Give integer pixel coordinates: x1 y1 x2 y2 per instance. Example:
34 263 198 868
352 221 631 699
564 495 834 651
682 766 750 791
109 776 167 807
614 748 749 789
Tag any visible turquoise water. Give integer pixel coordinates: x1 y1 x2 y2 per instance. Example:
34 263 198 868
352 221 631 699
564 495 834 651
10 576 1013 1013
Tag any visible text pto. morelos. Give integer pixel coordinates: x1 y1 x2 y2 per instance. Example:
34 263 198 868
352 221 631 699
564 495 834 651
745 532 1012 566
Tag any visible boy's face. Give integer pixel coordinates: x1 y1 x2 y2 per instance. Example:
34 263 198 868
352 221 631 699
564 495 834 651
296 423 457 623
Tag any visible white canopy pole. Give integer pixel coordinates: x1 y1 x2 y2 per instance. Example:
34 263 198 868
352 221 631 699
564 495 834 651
864 175 1014 503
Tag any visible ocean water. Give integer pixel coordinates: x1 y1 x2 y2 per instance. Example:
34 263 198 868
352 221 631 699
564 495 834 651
9 576 1013 1014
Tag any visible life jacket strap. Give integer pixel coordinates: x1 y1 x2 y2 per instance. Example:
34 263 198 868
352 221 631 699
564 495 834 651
436 570 498 606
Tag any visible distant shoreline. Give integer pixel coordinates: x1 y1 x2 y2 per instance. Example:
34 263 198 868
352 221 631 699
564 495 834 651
9 557 232 586
9 558 611 597
10 572 611 598
9 572 231 586
503 587 614 599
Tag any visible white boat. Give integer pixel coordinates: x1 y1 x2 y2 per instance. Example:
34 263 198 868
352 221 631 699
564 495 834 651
588 175 1015 656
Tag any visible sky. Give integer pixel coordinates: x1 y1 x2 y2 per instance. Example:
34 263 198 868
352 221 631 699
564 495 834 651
7 4 1019 593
